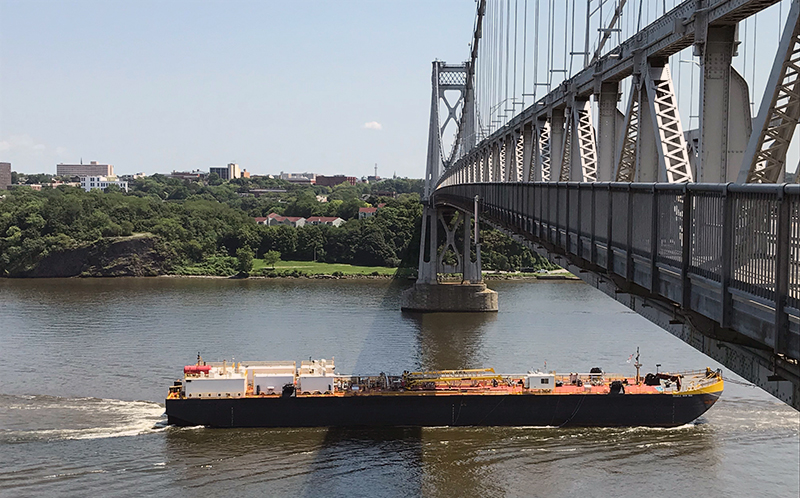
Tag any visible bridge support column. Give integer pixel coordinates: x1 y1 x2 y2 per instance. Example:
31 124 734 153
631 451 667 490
699 25 735 182
597 82 620 181
550 111 565 180
638 78 661 182
415 204 439 285
402 203 497 313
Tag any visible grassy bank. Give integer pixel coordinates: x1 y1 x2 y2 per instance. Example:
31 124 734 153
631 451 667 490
254 260 398 276
173 256 401 277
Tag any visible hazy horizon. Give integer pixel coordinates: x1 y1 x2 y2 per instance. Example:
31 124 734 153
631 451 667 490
0 0 475 178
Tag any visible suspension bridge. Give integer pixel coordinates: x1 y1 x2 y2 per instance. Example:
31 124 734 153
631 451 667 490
401 0 800 410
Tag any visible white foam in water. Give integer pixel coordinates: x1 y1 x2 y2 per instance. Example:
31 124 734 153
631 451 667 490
1 395 166 442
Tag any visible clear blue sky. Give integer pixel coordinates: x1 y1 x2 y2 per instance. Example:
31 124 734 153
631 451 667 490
0 0 476 177
1 0 792 178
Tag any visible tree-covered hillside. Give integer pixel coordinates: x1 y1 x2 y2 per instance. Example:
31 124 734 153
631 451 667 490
0 175 554 277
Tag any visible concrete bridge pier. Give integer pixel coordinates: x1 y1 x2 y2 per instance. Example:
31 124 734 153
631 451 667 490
401 203 497 312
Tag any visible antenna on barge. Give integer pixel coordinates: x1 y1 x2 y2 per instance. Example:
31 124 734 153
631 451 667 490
634 348 642 385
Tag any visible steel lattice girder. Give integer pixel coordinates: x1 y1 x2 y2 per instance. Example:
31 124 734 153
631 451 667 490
574 99 599 182
515 132 525 182
646 64 694 183
538 121 552 181
498 140 507 182
740 1 800 183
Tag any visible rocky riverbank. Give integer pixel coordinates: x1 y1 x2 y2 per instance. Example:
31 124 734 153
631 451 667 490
12 234 167 278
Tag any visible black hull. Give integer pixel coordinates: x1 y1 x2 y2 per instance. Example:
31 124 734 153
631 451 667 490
166 392 721 428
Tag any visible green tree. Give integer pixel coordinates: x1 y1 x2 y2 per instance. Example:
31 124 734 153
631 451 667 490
236 246 254 275
207 172 222 186
337 197 368 220
353 225 396 266
263 250 280 269
296 225 324 261
259 224 297 258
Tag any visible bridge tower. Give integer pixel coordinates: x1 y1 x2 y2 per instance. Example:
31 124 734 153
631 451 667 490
401 61 498 312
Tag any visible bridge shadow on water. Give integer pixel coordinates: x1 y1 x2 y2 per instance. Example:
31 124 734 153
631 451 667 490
161 279 504 496
292 279 497 496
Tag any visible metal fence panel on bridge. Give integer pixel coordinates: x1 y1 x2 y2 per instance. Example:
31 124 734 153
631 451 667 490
435 182 800 362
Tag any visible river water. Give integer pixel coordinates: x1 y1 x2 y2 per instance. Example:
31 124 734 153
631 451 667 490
0 277 797 497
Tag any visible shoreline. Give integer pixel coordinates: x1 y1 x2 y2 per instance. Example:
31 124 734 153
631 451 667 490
152 271 576 281
2 272 577 282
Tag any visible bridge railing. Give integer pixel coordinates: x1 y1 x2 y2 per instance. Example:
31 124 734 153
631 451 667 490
435 182 800 361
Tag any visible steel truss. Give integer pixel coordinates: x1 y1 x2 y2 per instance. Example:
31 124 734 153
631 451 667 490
438 0 798 189
538 121 552 181
740 1 800 183
574 99 598 182
514 132 525 182
647 64 694 183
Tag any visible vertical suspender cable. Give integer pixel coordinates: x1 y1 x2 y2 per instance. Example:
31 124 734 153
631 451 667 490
569 0 576 77
522 0 528 107
752 12 757 107
478 5 484 138
486 2 497 135
547 0 553 91
495 0 500 130
513 0 519 116
689 57 695 129
505 0 511 126
500 0 504 124
637 0 643 32
564 1 569 80
534 0 540 102
488 0 493 135
742 17 747 92
584 0 590 69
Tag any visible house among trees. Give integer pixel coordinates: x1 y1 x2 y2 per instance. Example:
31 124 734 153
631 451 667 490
358 203 386 220
265 213 306 227
306 216 344 227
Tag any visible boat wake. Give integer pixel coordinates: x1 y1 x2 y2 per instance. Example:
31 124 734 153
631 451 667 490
0 394 166 443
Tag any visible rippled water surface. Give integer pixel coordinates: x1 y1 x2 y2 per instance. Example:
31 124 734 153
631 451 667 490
1 277 797 497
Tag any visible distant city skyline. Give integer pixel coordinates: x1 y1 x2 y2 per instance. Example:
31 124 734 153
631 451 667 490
0 1 475 177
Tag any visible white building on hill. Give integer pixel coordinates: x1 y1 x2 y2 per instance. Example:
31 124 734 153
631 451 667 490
80 176 129 192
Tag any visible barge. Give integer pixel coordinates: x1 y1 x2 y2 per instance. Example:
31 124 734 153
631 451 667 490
165 354 723 428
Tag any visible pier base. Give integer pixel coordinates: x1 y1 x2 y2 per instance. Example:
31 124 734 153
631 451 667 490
401 282 498 312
